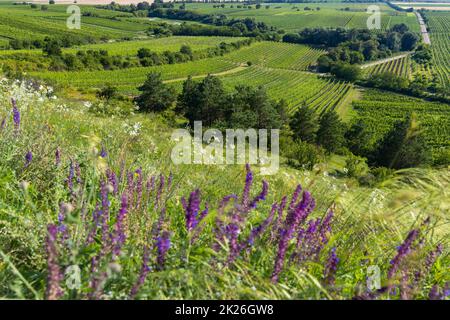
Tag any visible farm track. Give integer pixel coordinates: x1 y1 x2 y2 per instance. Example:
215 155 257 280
163 64 248 83
416 12 431 45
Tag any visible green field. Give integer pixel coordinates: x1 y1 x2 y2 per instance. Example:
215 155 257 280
32 41 353 115
352 89 450 154
363 55 412 79
426 12 450 91
0 3 151 47
0 36 248 57
185 2 420 32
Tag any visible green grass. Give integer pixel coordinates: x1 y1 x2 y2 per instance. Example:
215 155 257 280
0 75 448 300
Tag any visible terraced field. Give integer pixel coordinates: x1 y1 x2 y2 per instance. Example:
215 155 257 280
352 89 450 155
364 55 412 79
426 12 450 91
185 2 420 32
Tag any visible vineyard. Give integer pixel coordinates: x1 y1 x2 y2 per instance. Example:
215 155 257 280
0 36 248 57
352 89 450 156
32 41 353 116
426 12 450 91
0 3 150 48
185 2 420 32
363 55 412 79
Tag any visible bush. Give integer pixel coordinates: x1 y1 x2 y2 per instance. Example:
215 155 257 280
281 136 325 170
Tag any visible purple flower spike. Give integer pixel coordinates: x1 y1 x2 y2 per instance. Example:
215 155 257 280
182 189 201 232
156 230 171 269
241 164 253 207
388 229 420 279
113 193 128 257
324 247 339 285
24 151 32 167
12 98 20 130
100 145 107 158
249 180 269 209
45 224 63 300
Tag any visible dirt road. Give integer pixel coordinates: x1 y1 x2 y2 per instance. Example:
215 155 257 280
416 12 431 45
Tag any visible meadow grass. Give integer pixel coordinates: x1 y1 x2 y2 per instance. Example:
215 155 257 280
0 77 448 299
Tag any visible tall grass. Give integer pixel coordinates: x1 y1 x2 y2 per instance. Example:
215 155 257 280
0 77 448 299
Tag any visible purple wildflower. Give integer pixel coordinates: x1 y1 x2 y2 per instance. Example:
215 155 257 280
324 247 339 285
24 151 32 167
45 224 63 300
182 189 202 232
11 98 20 130
248 180 269 209
271 189 315 283
241 164 253 207
112 193 128 257
242 203 277 250
66 161 75 193
388 229 420 279
156 230 171 269
106 169 118 195
100 145 107 158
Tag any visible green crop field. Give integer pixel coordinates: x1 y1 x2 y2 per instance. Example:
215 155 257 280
364 55 412 79
426 12 450 91
0 3 152 48
352 89 450 154
185 2 420 32
0 36 247 57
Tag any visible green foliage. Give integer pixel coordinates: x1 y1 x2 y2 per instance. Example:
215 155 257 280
330 63 361 82
281 135 325 170
374 113 432 169
290 103 319 144
316 110 346 154
135 72 176 112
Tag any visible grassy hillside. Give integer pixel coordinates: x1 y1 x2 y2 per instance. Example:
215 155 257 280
0 77 448 299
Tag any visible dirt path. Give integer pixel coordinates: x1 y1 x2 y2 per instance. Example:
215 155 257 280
360 52 413 69
415 12 431 45
163 64 248 84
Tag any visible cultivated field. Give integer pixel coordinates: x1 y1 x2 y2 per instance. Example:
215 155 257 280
185 2 421 32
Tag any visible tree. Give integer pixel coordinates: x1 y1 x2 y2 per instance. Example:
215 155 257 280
316 110 346 154
345 120 373 158
290 103 319 143
43 39 62 56
374 113 431 169
97 84 118 101
391 23 409 34
330 63 361 82
386 32 401 51
401 32 419 51
135 73 176 112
